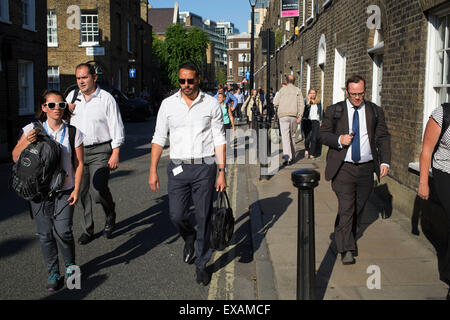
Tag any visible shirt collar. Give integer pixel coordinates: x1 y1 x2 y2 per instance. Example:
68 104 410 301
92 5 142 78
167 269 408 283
346 98 365 110
176 89 204 106
44 121 65 134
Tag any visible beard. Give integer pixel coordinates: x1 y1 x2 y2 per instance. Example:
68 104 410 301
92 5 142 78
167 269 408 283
181 84 199 97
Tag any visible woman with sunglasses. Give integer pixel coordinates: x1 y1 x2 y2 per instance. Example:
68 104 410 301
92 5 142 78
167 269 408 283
12 90 84 292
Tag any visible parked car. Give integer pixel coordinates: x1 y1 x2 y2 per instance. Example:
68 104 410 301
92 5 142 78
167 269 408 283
64 84 153 122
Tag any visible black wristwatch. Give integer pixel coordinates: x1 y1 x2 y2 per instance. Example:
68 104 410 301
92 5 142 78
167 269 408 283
218 168 227 173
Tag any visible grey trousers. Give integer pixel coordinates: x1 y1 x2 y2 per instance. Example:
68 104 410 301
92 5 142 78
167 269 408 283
279 116 298 161
79 142 115 236
167 160 217 270
30 190 75 273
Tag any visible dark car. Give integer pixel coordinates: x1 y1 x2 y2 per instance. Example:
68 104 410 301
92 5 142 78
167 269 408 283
64 84 152 122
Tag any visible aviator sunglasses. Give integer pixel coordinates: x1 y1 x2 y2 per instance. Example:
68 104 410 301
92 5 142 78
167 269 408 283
178 78 195 85
44 102 68 109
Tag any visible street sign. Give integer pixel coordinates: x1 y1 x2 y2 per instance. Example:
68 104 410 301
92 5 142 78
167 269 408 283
242 78 248 83
129 68 136 79
245 71 250 80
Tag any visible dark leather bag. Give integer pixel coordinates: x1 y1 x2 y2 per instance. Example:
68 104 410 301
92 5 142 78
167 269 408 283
210 191 234 251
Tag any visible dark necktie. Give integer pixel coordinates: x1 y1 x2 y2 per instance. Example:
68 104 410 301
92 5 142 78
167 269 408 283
352 106 361 163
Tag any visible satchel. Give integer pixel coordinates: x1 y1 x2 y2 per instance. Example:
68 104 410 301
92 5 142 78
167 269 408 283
210 191 234 251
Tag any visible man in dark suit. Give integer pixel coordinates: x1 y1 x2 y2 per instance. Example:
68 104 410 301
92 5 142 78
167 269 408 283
319 75 391 265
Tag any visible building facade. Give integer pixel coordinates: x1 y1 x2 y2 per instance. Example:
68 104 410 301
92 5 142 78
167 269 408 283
0 0 48 160
47 0 153 97
227 33 251 86
254 0 450 243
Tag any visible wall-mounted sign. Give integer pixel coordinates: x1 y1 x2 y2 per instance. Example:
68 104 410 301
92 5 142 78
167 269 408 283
281 0 299 18
129 68 136 79
86 47 105 56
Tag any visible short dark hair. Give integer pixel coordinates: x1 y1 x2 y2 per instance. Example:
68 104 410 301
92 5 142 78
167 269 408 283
75 63 96 75
179 62 201 77
346 75 366 90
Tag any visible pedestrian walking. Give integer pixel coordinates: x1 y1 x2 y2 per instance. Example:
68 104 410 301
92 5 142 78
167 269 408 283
319 75 391 265
303 88 323 159
12 90 84 291
214 85 238 110
234 87 245 121
242 89 263 129
273 75 305 166
217 92 236 132
67 63 125 245
149 62 227 286
418 102 450 300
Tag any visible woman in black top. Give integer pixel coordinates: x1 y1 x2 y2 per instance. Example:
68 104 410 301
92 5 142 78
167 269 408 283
303 88 322 159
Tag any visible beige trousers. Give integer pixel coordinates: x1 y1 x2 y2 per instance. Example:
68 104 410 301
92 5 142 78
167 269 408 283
279 116 298 161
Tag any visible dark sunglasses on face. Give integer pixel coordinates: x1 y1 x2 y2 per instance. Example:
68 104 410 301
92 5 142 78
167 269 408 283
178 78 195 85
45 102 68 109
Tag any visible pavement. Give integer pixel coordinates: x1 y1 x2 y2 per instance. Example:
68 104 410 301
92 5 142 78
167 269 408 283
245 136 449 300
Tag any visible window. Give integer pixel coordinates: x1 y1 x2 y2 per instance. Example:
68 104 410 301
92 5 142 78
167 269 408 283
48 66 60 91
81 14 99 45
238 67 244 76
424 12 450 134
22 0 36 31
0 0 10 23
238 42 249 49
47 10 58 47
305 60 311 95
255 12 260 24
238 54 250 62
229 42 233 49
229 55 232 62
18 60 34 115
228 60 233 76
333 48 346 103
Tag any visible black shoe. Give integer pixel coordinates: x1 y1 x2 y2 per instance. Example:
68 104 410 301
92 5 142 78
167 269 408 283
103 212 116 239
183 241 195 264
341 251 356 265
283 159 293 166
195 268 211 286
77 233 93 245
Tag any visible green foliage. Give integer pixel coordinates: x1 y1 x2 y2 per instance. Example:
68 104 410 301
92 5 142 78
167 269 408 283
275 29 283 48
215 68 227 86
152 24 210 89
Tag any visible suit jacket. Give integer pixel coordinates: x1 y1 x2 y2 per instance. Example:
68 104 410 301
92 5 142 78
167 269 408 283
319 100 391 181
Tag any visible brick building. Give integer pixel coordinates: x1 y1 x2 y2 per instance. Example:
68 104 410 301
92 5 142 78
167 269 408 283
227 33 251 86
0 0 48 161
254 0 450 241
47 0 153 97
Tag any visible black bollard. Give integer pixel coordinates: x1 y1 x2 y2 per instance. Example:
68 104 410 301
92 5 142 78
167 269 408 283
291 169 320 300
259 115 271 180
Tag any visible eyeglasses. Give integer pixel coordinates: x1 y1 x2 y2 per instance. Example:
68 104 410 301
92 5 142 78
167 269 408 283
45 102 68 109
348 92 365 98
178 78 195 85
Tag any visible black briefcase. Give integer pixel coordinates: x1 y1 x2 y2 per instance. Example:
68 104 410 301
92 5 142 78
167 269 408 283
210 191 234 251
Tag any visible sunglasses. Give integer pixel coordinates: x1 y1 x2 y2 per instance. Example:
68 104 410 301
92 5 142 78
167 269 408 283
178 78 195 85
45 102 68 109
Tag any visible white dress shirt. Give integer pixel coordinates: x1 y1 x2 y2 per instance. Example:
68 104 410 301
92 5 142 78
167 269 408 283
308 104 320 121
344 99 373 163
152 90 226 159
22 121 84 191
66 87 125 149
235 92 245 104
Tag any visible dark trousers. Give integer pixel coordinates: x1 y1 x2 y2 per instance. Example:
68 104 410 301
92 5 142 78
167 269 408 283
304 120 321 157
167 160 217 270
79 143 115 236
331 161 375 253
432 168 450 285
30 190 75 273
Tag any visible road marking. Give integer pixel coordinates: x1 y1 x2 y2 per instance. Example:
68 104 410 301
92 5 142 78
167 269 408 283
208 164 237 300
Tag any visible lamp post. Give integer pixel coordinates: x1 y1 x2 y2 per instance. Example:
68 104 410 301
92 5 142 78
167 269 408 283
249 0 256 91
138 25 145 93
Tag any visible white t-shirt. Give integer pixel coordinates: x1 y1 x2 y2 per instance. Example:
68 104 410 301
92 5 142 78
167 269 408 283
22 121 84 191
431 105 450 174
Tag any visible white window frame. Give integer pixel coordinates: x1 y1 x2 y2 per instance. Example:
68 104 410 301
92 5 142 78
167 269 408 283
238 42 248 49
48 66 60 91
238 53 250 62
333 48 346 104
229 42 233 49
22 0 36 31
80 13 99 46
0 0 11 23
306 60 311 96
238 67 244 77
47 9 58 47
18 60 34 115
424 12 450 136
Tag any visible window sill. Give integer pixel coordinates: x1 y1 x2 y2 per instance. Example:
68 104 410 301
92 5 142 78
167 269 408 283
48 43 58 48
22 25 37 32
79 43 100 48
0 18 12 25
408 161 432 177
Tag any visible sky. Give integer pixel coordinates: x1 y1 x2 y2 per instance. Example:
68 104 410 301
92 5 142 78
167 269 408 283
147 0 252 34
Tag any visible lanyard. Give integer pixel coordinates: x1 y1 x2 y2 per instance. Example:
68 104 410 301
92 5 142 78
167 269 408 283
44 122 66 144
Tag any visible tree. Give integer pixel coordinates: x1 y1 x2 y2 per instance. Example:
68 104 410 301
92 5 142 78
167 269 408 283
153 24 210 89
215 68 227 86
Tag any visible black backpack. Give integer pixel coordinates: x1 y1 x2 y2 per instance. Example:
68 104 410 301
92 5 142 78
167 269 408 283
210 191 235 251
10 122 75 204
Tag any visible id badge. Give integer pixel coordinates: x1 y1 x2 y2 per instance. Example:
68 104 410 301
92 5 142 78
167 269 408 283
172 165 183 176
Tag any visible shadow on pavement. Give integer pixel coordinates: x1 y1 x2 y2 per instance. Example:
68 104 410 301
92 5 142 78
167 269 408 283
0 237 35 260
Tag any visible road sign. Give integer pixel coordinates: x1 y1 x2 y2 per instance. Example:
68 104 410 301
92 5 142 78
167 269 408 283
245 71 250 80
129 68 136 79
242 78 248 83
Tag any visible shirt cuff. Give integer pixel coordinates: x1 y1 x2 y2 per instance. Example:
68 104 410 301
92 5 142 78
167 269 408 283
380 163 390 168
338 135 343 149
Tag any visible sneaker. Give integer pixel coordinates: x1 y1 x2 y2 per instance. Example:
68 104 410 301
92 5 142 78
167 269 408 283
65 263 75 280
46 270 62 292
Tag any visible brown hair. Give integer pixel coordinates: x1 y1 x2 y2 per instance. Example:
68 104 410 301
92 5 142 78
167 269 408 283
36 89 72 122
345 75 366 90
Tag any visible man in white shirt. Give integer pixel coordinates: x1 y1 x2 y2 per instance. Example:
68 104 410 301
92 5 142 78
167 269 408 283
234 87 245 120
67 63 125 245
149 62 226 286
